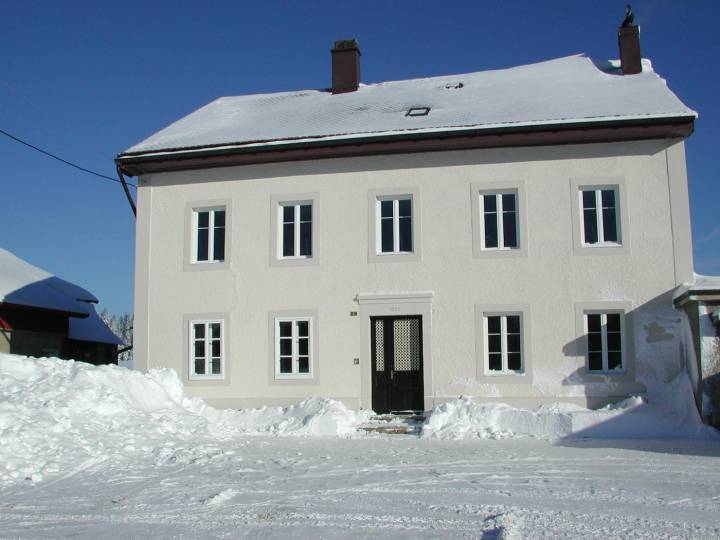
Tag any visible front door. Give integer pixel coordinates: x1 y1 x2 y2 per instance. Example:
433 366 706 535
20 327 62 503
371 316 424 413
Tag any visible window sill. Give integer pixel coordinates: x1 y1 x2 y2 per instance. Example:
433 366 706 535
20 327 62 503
473 246 527 259
270 256 318 267
189 375 225 381
184 260 230 272
369 251 421 263
574 242 630 257
586 369 626 376
581 242 623 249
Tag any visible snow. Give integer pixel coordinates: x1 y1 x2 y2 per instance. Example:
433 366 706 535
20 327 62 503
0 353 370 486
422 379 712 440
121 55 695 157
673 272 720 301
0 248 96 316
1 353 719 537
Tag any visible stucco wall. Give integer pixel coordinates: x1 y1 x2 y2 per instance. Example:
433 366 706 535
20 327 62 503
134 139 693 410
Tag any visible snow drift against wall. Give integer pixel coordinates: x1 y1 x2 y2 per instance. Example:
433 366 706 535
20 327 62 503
0 353 715 487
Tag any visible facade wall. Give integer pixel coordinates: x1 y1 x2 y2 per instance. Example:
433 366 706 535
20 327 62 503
134 139 693 410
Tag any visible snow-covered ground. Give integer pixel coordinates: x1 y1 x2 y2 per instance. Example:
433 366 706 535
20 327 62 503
1 353 719 538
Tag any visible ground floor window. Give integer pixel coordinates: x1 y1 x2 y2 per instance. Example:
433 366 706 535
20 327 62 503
585 312 624 372
189 320 223 379
274 317 312 379
484 313 523 374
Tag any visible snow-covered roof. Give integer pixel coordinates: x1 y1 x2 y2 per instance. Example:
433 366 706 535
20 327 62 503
0 247 97 316
673 274 720 302
121 54 696 157
69 306 125 346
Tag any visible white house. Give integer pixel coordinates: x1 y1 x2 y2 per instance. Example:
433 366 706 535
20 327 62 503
117 25 697 413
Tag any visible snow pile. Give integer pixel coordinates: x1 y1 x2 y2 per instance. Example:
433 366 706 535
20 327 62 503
0 354 367 486
201 398 371 437
422 378 715 440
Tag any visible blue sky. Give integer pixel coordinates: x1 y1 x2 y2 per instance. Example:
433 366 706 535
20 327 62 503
1 1 718 315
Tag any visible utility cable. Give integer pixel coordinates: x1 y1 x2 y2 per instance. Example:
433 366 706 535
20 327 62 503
0 127 136 188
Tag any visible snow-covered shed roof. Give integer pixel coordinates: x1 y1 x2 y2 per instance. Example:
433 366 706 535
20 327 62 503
120 54 695 159
0 247 97 316
69 306 125 346
673 274 720 305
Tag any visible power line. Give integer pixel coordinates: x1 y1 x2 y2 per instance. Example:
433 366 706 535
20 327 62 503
0 127 136 188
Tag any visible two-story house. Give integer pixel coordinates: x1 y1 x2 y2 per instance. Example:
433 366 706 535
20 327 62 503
117 24 697 413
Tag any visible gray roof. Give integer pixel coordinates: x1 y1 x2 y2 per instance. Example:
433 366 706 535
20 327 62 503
121 54 696 157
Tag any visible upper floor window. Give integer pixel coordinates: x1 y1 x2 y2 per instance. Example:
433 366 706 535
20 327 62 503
484 313 523 374
377 196 413 254
481 192 518 250
193 207 225 263
189 320 224 379
585 311 624 373
580 188 620 246
274 317 313 379
280 202 312 258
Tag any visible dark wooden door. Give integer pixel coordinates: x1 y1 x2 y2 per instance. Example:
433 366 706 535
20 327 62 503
371 316 424 414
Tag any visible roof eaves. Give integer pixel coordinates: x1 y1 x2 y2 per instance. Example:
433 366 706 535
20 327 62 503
117 113 696 166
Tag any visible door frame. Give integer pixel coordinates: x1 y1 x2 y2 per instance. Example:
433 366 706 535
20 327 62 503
357 291 433 412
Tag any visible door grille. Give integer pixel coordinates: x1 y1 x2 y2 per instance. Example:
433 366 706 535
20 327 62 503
393 318 421 371
374 318 385 371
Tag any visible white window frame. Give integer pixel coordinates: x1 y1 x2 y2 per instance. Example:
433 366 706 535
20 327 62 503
483 313 524 375
192 206 226 263
278 201 313 259
579 187 621 247
274 316 313 380
584 310 625 374
479 191 519 251
188 319 224 380
375 195 413 255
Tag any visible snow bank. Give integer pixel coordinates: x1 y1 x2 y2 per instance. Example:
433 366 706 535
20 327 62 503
422 377 716 440
0 353 367 486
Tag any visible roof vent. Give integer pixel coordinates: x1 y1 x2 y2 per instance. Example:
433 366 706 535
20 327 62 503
406 107 431 117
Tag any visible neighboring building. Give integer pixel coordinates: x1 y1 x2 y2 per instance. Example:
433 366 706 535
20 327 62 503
117 24 698 412
674 275 720 427
0 248 123 364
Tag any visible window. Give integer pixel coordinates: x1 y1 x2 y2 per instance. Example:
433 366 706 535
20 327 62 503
580 188 620 246
280 202 312 258
585 312 624 372
481 192 518 250
189 320 223 379
484 314 523 373
377 196 413 254
274 317 312 379
193 207 226 262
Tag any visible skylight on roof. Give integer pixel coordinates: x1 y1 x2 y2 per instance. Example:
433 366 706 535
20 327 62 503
406 107 431 117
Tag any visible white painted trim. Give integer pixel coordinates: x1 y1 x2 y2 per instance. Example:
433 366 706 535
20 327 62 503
273 316 313 380
183 199 231 272
570 178 630 256
269 193 320 267
470 180 528 259
367 187 421 263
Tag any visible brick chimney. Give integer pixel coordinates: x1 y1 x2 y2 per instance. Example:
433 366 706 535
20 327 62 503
331 39 361 94
618 25 642 75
